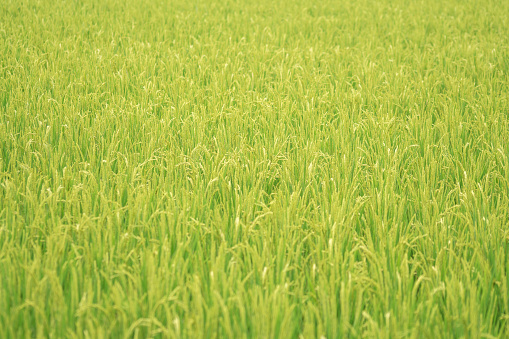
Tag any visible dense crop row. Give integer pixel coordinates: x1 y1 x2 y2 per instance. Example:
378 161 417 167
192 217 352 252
1 0 509 337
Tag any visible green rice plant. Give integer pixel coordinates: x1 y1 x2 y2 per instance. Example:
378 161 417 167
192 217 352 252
1 0 508 337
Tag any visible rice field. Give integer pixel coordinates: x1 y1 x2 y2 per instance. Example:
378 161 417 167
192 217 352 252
1 0 509 337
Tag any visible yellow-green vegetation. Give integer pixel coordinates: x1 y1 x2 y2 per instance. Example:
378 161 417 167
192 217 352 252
1 0 509 337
